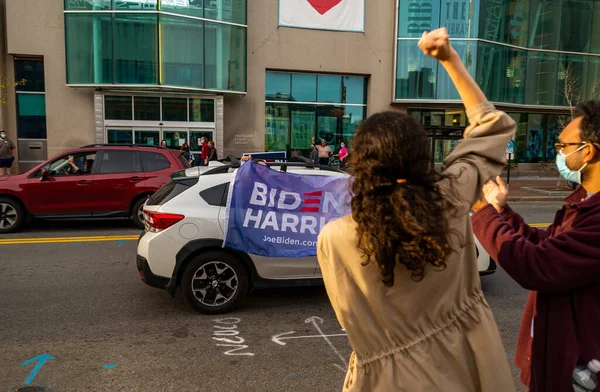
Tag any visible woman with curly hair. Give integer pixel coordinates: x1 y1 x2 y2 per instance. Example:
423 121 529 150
317 29 517 391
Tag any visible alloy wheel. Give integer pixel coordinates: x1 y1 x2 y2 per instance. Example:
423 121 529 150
191 261 239 307
0 203 18 230
137 203 145 225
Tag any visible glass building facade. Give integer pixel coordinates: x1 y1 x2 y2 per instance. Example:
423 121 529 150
396 0 600 162
264 71 367 157
64 0 247 92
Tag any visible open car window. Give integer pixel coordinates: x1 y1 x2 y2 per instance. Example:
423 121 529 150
32 152 97 178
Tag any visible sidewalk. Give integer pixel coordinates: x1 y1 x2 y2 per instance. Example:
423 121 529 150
503 177 572 202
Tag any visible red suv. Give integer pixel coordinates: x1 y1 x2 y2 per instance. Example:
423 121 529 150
0 144 189 233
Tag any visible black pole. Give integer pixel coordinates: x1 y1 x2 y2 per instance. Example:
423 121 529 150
507 153 512 187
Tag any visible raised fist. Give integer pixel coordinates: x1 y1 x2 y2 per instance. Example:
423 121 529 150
418 28 454 62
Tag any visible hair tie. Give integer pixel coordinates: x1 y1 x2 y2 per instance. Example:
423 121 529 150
396 179 407 184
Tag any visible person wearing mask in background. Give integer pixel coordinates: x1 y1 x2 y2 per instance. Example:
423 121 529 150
316 140 332 166
338 141 348 171
207 141 218 164
310 144 319 164
200 137 211 166
471 100 600 392
317 29 516 391
0 130 16 176
160 140 167 148
181 143 194 166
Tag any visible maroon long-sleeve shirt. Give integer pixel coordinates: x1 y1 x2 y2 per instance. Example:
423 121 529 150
472 187 600 392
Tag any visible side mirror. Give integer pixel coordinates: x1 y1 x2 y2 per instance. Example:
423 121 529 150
41 169 49 181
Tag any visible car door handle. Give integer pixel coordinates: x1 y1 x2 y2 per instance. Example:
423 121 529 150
129 176 142 183
77 180 90 186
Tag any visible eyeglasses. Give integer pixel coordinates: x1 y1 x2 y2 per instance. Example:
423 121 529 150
554 142 586 152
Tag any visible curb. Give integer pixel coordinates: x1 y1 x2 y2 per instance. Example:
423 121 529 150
508 196 565 202
520 187 571 197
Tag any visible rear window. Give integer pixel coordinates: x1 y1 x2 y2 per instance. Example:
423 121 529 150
141 152 171 172
98 150 142 174
146 177 198 206
200 182 229 207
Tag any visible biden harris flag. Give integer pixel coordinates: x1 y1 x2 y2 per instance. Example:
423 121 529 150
223 162 351 258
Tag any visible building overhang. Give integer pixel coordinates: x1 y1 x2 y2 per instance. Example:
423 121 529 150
66 84 247 96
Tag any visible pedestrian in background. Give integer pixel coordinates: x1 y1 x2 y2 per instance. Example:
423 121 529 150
200 137 210 166
471 100 600 392
160 140 167 148
338 141 348 170
181 143 194 166
0 130 16 176
317 28 516 392
207 140 218 164
316 139 332 166
310 144 319 164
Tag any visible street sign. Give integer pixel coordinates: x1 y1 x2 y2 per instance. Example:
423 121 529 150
506 140 515 154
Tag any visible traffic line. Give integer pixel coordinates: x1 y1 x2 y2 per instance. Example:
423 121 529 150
0 235 139 245
529 223 551 228
0 223 552 245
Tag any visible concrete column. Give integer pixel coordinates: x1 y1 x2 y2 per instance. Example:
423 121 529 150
94 92 104 144
215 95 224 158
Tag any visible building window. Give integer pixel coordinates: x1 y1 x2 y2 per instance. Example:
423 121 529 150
105 95 215 123
15 59 47 139
134 96 160 121
103 95 215 155
396 40 437 99
160 14 204 89
478 0 529 47
525 52 558 106
189 98 215 122
476 42 526 104
64 13 113 84
160 0 246 24
410 109 568 163
113 13 158 84
395 0 600 106
204 21 246 92
161 97 187 122
105 96 133 120
63 3 247 92
265 72 368 157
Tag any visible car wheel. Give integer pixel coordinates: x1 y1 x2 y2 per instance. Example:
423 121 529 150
0 197 25 234
131 197 148 229
181 251 249 315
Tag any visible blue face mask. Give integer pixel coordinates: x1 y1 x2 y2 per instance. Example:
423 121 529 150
556 144 587 184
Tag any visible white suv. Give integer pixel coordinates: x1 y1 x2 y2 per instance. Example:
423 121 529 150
136 161 496 314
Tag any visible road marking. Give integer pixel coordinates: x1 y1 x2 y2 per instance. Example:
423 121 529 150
529 223 551 228
272 331 348 345
0 235 139 245
21 353 55 386
1 223 551 245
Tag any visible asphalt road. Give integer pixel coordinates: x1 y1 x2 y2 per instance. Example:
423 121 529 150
0 203 562 392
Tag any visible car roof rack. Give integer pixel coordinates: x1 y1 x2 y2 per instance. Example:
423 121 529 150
80 143 166 149
202 157 345 174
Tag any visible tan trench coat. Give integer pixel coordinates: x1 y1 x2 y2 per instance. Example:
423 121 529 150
317 103 517 392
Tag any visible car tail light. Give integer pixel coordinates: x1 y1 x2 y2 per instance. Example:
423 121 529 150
144 210 185 232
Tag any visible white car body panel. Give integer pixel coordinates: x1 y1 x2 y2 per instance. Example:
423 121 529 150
139 166 494 283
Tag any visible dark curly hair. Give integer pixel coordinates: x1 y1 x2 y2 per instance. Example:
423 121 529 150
574 100 600 145
349 111 457 286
